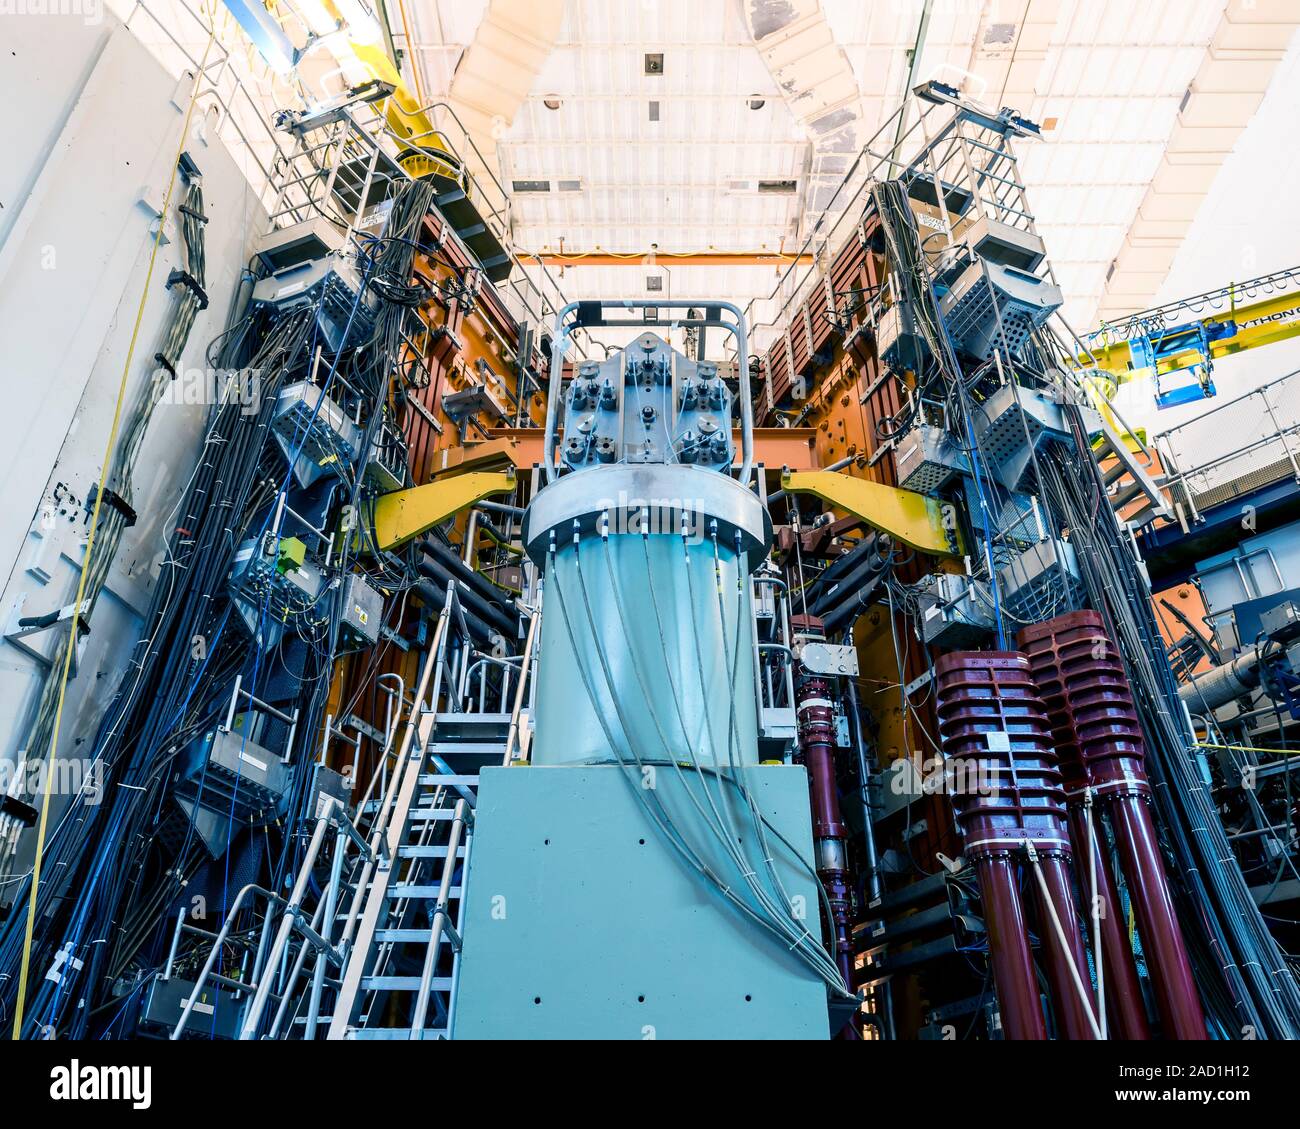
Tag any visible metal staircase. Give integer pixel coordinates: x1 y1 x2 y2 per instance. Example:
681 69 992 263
166 580 541 1041
325 588 541 1040
1093 415 1173 530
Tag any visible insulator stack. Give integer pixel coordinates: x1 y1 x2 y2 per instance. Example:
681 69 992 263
1019 612 1206 1040
792 616 855 1035
935 651 1098 1040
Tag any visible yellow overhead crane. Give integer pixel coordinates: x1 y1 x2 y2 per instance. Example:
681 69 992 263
1077 266 1300 411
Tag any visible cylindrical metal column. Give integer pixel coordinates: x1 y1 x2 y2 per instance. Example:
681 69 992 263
791 618 855 1033
524 465 771 767
1068 805 1151 1040
1111 796 1207 1040
936 652 1090 1039
1019 611 1205 1040
977 855 1047 1040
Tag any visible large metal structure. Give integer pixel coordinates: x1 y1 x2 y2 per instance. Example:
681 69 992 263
6 6 1300 1044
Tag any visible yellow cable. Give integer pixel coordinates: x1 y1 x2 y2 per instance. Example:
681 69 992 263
10 18 218 1041
1196 741 1300 758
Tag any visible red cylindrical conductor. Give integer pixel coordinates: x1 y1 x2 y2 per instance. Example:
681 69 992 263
1068 805 1151 1040
793 617 856 1035
977 855 1047 1040
1020 612 1206 1040
935 651 1092 1039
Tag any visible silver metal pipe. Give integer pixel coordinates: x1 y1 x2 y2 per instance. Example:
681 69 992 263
237 811 334 1039
1178 649 1264 712
409 799 471 1038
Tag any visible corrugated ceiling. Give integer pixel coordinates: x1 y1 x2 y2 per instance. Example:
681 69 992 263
397 0 1298 329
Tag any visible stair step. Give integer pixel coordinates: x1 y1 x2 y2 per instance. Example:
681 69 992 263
1100 458 1127 487
397 844 467 859
347 1026 448 1040
407 808 462 822
1127 504 1160 530
388 884 464 900
427 742 505 754
376 928 440 943
1110 479 1146 508
417 774 480 786
431 713 510 741
360 975 455 992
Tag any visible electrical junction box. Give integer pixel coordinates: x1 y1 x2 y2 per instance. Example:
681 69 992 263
959 214 1047 273
229 534 328 643
453 765 832 1039
252 252 374 350
793 640 859 677
969 381 1071 492
253 217 344 274
141 977 245 1039
363 413 408 493
339 571 384 650
895 422 968 494
272 381 362 488
176 725 291 855
915 572 996 648
877 303 927 371
997 538 1082 623
309 762 353 817
939 259 1062 362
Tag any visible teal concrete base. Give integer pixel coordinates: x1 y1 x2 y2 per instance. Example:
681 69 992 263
452 764 832 1040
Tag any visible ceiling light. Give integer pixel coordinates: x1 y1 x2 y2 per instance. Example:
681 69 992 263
543 96 562 110
644 53 664 76
747 95 766 110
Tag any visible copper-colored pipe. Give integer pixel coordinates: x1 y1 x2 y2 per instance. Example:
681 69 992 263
1068 806 1151 1040
977 855 1047 1040
1111 796 1207 1039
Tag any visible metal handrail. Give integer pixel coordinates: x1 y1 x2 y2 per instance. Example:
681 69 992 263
1151 368 1300 520
503 587 543 766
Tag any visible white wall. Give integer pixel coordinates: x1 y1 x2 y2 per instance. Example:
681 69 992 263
1122 32 1300 443
0 14 269 810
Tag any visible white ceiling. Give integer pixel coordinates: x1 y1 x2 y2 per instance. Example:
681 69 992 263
178 0 1275 338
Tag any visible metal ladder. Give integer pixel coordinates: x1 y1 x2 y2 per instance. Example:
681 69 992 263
326 586 540 1040
169 794 375 1040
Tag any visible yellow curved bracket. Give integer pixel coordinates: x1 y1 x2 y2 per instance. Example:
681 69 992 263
369 471 516 552
781 470 962 557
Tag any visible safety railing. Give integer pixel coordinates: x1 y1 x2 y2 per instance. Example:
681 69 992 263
736 84 1048 360
169 793 377 1040
116 0 589 365
503 587 542 766
1152 368 1300 524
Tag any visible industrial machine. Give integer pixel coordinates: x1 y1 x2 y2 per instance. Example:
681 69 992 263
4 28 1300 1051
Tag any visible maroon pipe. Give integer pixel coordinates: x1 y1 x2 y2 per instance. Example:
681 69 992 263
977 855 1047 1040
935 652 1092 1039
1020 612 1206 1040
1032 854 1099 1040
1068 805 1151 1040
792 618 856 1036
1110 796 1206 1039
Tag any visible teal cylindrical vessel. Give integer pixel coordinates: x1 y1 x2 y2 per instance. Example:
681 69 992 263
523 464 771 769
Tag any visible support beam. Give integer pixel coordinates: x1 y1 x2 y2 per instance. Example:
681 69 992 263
522 252 815 268
780 470 961 557
368 472 516 552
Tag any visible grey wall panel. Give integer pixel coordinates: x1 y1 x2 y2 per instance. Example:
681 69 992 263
0 14 269 865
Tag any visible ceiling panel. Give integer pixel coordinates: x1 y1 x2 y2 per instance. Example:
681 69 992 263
401 0 1250 326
